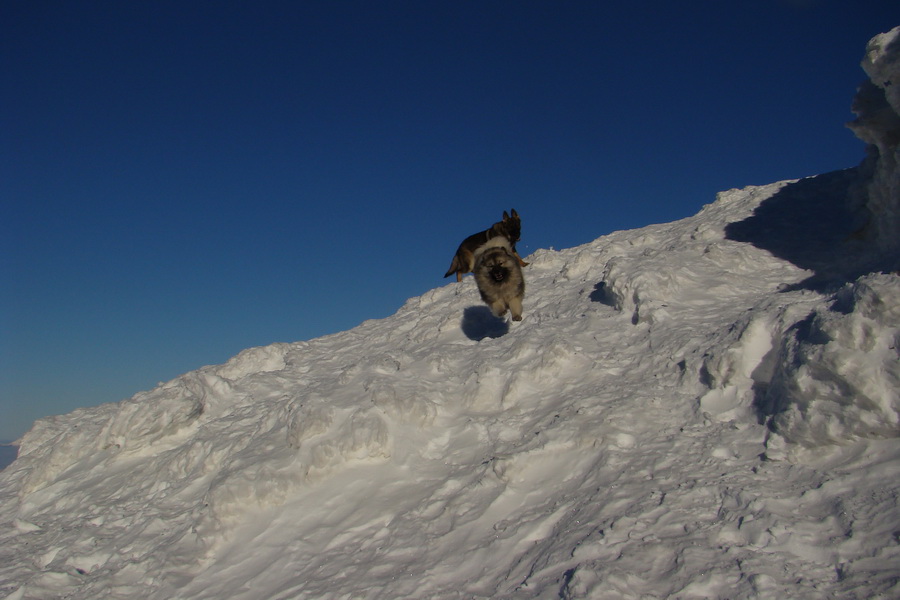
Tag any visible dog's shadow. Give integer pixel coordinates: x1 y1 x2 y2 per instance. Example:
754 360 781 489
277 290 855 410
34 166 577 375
461 306 510 340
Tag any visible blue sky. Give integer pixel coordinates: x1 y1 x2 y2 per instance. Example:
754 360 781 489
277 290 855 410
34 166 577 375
2 1 897 441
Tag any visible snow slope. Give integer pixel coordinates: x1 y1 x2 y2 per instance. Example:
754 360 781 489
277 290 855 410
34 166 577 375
1 28 899 600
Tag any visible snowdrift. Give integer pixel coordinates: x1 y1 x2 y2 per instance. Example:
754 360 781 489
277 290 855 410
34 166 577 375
1 27 899 600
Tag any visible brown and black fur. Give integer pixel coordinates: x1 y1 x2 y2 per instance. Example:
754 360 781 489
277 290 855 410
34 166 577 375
473 237 525 321
444 209 528 282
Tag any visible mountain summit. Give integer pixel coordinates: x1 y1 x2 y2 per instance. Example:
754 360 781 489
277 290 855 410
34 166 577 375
2 28 898 600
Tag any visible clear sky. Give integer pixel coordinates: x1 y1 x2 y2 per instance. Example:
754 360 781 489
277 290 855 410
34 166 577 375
2 1 897 442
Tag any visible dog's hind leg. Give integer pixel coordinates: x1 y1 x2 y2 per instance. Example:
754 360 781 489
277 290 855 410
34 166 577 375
444 256 461 279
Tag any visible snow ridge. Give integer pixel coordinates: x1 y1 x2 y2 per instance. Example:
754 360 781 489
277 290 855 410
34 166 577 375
2 172 898 600
2 28 899 600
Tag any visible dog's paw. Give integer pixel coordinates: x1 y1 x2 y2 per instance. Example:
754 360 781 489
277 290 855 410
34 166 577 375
512 314 523 321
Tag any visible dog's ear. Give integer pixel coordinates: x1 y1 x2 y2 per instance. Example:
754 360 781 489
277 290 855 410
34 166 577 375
502 210 510 221
511 208 519 219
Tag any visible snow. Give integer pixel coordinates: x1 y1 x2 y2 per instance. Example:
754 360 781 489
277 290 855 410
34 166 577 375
1 28 899 600
848 26 900 260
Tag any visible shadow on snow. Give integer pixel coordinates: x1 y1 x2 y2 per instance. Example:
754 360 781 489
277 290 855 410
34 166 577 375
461 306 510 340
723 168 874 291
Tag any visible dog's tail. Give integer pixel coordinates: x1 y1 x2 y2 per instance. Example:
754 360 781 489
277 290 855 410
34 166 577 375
444 255 461 278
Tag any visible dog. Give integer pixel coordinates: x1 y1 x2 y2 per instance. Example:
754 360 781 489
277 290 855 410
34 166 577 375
444 209 528 282
473 236 525 321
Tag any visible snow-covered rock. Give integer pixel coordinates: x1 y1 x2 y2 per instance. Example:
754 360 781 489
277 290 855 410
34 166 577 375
1 29 899 600
848 26 900 262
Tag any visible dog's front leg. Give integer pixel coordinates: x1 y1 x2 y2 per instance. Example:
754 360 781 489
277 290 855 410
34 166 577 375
508 298 523 321
488 300 509 319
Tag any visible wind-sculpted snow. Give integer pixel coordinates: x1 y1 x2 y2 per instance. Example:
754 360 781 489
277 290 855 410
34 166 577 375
2 30 900 599
2 169 898 599
849 26 900 261
765 274 900 448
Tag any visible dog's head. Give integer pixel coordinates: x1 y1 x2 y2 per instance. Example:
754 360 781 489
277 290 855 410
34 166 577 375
491 208 521 243
481 246 514 281
489 264 509 282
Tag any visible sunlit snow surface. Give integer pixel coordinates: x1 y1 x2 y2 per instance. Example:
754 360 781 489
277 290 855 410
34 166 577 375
4 28 900 595
1 166 898 599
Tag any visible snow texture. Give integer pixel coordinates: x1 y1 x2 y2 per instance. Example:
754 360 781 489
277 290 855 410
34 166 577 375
1 28 899 600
